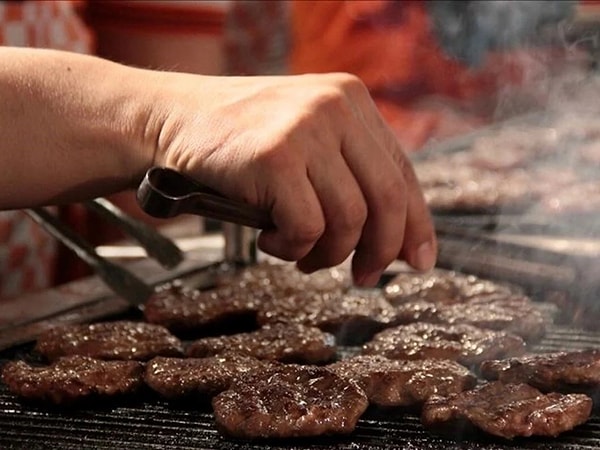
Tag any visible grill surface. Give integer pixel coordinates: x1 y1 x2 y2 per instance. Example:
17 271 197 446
1 325 600 450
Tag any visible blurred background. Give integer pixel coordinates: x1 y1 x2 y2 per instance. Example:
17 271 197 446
2 0 600 303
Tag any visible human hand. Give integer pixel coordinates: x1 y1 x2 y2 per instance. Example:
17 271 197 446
146 72 437 286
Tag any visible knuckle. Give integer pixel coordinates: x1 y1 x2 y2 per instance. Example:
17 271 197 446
377 178 407 212
290 221 325 247
333 200 368 234
329 72 366 91
253 142 296 174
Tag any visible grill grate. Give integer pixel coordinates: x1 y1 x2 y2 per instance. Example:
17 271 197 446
1 325 600 450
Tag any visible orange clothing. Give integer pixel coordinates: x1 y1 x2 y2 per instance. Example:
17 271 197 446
290 0 573 151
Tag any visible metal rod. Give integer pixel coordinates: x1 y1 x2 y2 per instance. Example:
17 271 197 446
26 208 154 306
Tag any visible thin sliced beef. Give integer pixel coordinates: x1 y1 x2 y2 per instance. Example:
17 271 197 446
1 356 144 404
212 364 368 439
328 355 477 407
361 322 525 366
144 354 271 399
186 324 336 364
421 381 592 439
35 321 183 361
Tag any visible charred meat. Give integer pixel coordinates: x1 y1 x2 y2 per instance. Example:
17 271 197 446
327 355 477 407
216 261 351 294
2 356 144 404
186 324 336 364
144 354 271 399
433 296 548 342
143 283 263 335
480 350 600 396
421 381 592 439
212 364 368 439
257 290 399 345
361 322 525 366
383 269 518 306
35 321 183 361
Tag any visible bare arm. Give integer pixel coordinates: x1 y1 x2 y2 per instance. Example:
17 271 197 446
0 47 437 285
0 47 157 205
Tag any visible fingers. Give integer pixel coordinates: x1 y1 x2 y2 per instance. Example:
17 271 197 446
340 123 409 286
255 151 326 262
239 73 436 283
338 73 437 274
396 156 438 271
296 151 367 273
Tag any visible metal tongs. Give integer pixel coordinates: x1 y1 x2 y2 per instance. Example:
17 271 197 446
26 207 154 305
137 167 274 229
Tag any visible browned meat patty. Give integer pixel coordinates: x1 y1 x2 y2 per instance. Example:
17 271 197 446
143 283 263 334
144 354 271 399
144 263 350 335
212 364 368 439
421 381 592 439
468 126 560 171
216 261 351 294
257 290 399 344
328 355 477 407
383 269 518 306
382 270 547 341
35 321 183 361
186 324 336 364
480 350 600 395
1 356 144 404
361 322 525 366
539 181 600 215
415 158 536 212
433 296 548 342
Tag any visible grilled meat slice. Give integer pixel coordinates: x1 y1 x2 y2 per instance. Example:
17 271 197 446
144 354 271 399
383 269 518 306
328 355 477 407
421 381 592 439
257 290 399 345
186 324 336 364
212 364 368 439
361 322 525 366
1 356 144 404
35 321 183 361
480 350 600 397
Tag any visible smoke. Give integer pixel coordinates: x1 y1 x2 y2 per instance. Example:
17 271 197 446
427 0 576 67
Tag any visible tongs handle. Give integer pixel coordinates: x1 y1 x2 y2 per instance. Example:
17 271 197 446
84 198 184 269
26 208 154 306
136 167 274 230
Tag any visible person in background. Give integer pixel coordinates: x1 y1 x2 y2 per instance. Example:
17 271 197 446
290 0 579 152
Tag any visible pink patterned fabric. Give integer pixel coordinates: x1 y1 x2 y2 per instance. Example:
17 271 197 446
0 0 92 297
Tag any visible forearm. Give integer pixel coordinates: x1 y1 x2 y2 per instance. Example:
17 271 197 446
0 47 159 208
